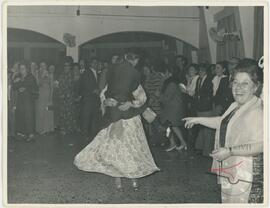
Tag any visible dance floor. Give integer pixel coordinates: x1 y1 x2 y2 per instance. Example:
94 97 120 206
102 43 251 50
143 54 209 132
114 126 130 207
7 133 220 204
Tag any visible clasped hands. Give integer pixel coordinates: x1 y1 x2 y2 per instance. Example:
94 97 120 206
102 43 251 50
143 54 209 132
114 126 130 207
104 98 132 111
210 147 231 161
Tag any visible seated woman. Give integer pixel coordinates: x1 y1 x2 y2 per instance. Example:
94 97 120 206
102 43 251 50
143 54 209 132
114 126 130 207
183 60 263 203
74 52 159 191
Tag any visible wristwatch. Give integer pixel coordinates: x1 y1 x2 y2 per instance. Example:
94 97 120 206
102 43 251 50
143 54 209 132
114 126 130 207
229 147 232 155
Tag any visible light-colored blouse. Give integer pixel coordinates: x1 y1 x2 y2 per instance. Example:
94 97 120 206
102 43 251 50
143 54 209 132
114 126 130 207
211 96 263 203
186 75 199 97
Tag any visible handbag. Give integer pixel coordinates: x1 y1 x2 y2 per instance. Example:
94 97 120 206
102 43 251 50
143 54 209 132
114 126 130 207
142 107 157 123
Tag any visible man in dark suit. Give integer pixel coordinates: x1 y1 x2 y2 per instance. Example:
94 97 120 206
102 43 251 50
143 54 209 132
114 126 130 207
213 76 230 114
194 63 213 113
193 63 215 155
78 58 101 141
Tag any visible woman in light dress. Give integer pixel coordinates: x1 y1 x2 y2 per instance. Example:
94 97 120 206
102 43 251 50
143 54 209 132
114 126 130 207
74 52 159 191
35 62 54 134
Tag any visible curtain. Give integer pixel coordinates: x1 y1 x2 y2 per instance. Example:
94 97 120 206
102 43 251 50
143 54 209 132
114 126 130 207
198 7 211 63
216 11 244 62
253 7 264 60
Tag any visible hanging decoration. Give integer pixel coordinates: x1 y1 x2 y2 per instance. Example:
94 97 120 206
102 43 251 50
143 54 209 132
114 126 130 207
63 33 76 47
209 27 241 42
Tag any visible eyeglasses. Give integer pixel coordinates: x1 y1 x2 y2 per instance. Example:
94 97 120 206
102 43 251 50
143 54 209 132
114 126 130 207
232 81 253 89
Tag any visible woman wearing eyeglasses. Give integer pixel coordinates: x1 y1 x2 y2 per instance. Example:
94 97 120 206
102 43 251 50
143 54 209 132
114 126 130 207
183 60 263 203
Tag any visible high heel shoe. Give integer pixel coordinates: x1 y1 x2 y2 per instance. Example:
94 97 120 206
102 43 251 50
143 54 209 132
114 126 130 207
131 179 139 191
115 177 122 191
165 144 177 152
176 145 187 151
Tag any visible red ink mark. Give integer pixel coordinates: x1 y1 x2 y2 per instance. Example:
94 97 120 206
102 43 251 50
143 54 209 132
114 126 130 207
209 161 244 180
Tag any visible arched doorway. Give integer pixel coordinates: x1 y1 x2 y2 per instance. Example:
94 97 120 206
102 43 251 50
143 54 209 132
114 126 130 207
79 31 198 64
7 28 66 66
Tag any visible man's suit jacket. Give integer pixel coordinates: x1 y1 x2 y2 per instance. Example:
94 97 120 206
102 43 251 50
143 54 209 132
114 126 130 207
213 76 231 110
194 75 213 112
78 69 99 104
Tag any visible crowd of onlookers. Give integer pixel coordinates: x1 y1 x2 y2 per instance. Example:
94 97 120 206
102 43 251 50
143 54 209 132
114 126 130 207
8 52 263 156
8 57 107 142
140 55 263 155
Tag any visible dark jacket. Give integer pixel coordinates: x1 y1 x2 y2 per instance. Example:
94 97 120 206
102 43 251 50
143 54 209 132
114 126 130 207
101 61 142 128
194 75 213 112
213 76 231 111
160 76 186 126
13 73 38 135
78 68 99 103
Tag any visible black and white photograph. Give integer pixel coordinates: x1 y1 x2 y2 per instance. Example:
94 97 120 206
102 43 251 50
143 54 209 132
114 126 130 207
1 0 268 206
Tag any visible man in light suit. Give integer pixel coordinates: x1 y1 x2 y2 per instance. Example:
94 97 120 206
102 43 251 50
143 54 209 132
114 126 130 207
78 58 101 141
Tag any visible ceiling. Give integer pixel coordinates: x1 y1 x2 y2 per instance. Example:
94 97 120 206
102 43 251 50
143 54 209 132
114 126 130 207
8 6 200 19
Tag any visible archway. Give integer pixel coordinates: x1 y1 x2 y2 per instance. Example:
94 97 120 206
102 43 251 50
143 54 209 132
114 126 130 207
7 28 66 66
79 31 198 64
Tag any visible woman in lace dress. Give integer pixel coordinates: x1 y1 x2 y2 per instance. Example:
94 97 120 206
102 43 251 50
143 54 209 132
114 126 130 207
74 52 159 191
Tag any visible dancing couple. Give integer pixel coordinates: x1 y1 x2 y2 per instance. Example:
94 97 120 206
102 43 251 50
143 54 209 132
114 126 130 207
74 51 159 191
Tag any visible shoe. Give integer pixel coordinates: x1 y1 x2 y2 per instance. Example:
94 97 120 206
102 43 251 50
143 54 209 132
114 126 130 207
25 136 35 143
176 145 187 151
131 179 139 191
115 177 122 191
160 142 166 147
165 145 176 152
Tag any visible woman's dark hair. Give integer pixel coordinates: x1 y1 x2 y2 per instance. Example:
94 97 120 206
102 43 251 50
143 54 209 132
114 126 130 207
216 61 228 70
208 64 216 72
18 60 29 70
188 63 199 72
198 63 212 76
216 61 228 75
161 72 180 93
233 59 260 84
155 63 165 73
125 52 139 61
198 63 208 71
175 55 188 67
63 56 73 66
